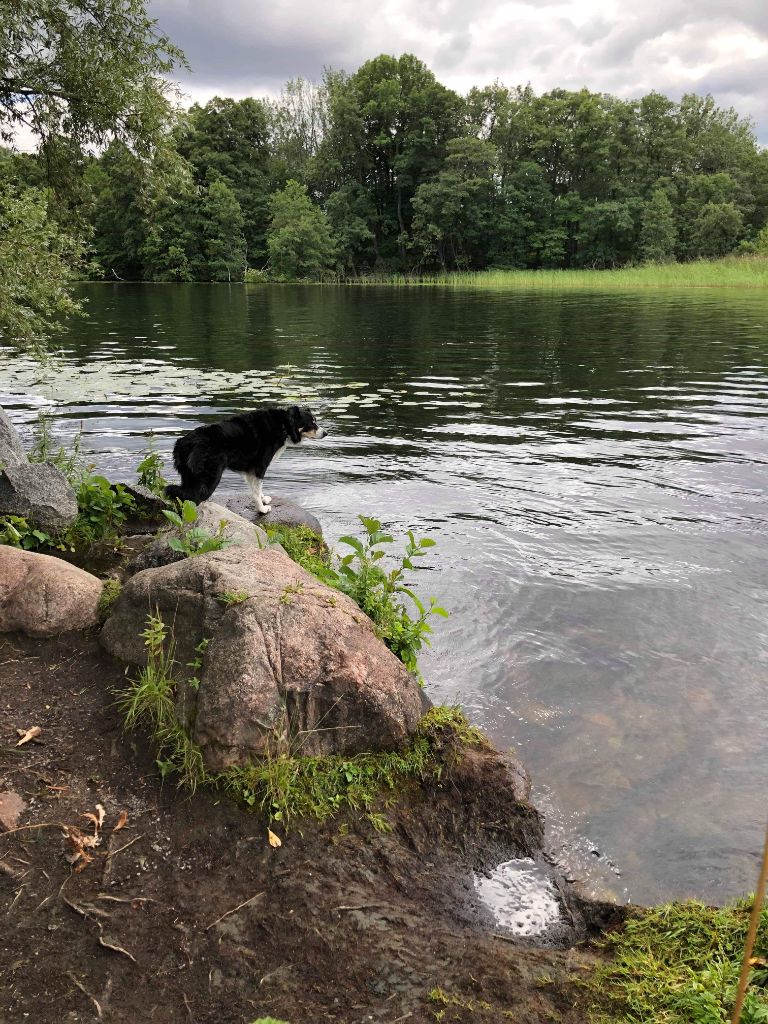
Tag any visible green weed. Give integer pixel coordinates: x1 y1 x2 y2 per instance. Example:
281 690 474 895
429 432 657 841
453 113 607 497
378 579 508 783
136 436 168 496
216 590 250 606
343 255 768 292
0 514 61 551
586 900 768 1024
68 471 137 546
162 499 232 556
28 409 83 484
266 518 447 679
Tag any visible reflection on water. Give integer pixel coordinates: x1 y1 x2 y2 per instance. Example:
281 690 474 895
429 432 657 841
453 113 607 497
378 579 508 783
2 282 768 905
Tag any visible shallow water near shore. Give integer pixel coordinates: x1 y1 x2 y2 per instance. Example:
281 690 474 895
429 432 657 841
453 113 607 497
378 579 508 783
2 281 768 906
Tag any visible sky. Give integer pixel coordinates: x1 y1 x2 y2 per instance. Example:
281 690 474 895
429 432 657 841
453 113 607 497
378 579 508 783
147 0 768 143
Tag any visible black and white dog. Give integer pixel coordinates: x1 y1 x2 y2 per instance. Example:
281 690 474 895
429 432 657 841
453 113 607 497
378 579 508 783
165 406 327 513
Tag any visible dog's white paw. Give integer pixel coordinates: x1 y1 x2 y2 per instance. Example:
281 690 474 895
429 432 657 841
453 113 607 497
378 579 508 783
262 494 272 504
257 504 271 515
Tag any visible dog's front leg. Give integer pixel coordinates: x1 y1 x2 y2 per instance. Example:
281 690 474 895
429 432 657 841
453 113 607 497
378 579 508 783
245 473 271 514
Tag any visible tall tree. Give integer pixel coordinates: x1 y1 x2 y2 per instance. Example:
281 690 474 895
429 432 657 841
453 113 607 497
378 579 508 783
267 180 336 280
640 190 677 263
0 0 184 350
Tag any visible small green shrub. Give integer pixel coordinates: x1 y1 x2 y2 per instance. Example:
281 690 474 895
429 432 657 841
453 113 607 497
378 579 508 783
162 500 232 556
68 471 136 546
97 578 122 621
268 518 447 679
0 514 60 550
136 436 168 495
116 612 207 792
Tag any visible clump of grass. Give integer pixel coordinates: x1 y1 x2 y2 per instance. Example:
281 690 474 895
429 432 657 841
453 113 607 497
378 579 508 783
118 612 483 828
115 613 207 793
28 409 83 483
586 900 768 1024
264 523 331 577
97 578 122 621
216 590 250 607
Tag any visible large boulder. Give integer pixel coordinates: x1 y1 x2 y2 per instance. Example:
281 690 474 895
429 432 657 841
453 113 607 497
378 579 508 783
101 547 425 770
0 547 103 637
0 407 27 468
220 493 323 536
0 463 78 532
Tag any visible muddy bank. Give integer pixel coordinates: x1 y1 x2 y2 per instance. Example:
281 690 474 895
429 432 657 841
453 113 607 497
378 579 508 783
0 629 621 1024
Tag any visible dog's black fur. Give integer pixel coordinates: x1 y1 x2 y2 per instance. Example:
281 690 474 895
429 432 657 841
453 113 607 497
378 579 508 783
165 406 326 505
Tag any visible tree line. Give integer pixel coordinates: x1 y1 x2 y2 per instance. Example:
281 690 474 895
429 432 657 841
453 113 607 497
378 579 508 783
3 5 768 350
7 53 767 284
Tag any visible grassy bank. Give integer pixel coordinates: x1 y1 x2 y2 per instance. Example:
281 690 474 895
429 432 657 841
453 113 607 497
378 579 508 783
586 900 768 1023
341 256 768 291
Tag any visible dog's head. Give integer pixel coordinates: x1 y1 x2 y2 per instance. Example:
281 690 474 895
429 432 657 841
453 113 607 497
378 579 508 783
286 406 327 445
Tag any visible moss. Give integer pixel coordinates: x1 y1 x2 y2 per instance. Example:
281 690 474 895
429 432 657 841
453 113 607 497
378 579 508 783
585 900 768 1023
97 578 122 621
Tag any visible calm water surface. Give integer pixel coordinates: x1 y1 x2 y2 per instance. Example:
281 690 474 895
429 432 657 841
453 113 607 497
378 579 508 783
3 282 768 905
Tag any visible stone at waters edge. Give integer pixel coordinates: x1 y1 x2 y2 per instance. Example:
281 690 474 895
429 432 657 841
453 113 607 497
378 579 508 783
219 493 323 536
0 462 78 533
0 406 27 468
0 546 103 637
101 546 425 770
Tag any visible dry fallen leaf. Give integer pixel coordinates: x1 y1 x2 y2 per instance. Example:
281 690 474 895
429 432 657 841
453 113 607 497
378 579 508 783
113 810 128 832
15 726 41 747
95 804 106 827
267 828 282 848
62 824 101 872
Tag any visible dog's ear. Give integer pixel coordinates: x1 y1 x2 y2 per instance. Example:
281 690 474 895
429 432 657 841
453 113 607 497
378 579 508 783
287 406 302 444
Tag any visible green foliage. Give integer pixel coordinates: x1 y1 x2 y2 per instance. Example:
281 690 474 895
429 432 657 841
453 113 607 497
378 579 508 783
116 612 207 792
136 437 167 495
0 183 83 353
97 578 122 621
162 500 232 557
587 900 768 1024
263 524 331 578
0 0 185 352
68 472 136 546
265 519 447 679
215 591 250 607
250 1018 291 1024
267 180 337 280
0 515 58 551
640 190 678 263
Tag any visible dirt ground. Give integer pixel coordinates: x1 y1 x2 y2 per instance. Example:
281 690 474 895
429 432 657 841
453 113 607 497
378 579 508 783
0 630 618 1024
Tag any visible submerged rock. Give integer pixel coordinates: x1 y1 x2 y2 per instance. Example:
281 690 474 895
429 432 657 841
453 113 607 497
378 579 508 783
0 547 103 637
0 462 78 532
0 407 27 468
219 493 323 536
101 547 425 770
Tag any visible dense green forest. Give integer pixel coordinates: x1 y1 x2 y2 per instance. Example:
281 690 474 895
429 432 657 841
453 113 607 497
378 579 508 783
4 53 768 287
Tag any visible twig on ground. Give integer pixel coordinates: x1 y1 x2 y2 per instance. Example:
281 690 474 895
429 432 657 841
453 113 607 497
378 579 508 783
67 972 102 1019
205 891 265 931
105 833 144 861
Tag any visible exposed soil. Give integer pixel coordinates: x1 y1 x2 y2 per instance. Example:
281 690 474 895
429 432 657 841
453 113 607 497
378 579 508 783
0 630 620 1024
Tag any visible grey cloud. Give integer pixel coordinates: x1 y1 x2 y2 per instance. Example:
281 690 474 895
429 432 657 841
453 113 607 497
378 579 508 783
148 0 768 142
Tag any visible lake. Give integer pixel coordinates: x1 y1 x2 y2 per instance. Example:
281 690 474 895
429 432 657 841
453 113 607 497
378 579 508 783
2 281 768 906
